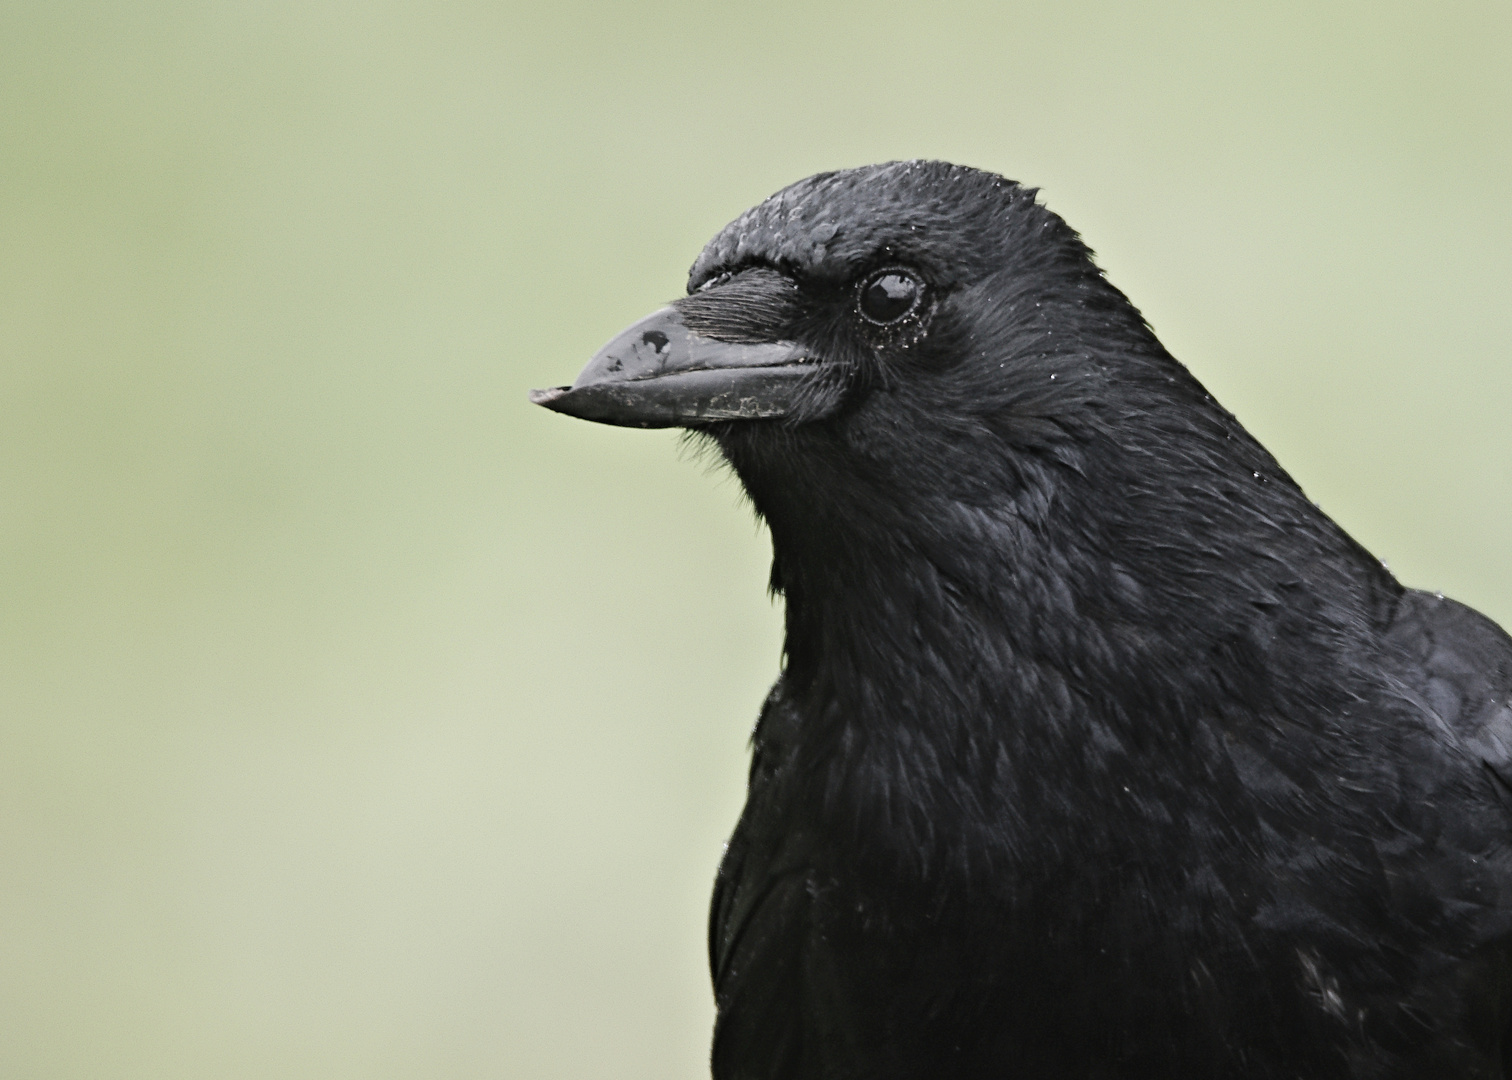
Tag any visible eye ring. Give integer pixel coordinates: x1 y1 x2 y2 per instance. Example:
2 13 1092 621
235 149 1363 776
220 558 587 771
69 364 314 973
857 268 924 325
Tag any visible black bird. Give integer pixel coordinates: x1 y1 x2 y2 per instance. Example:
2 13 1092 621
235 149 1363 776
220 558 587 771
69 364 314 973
531 161 1512 1079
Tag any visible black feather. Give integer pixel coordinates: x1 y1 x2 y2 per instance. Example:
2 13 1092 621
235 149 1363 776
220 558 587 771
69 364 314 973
635 161 1512 1078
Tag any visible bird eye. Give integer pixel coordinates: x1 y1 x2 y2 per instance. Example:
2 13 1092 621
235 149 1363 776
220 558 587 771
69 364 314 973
858 270 923 324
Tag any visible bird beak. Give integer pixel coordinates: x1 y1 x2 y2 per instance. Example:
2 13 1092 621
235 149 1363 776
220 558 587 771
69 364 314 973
528 305 815 428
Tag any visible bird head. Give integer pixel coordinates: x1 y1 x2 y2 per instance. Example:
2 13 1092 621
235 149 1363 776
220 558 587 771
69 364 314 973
532 161 1386 677
533 162 1260 546
530 161 1135 440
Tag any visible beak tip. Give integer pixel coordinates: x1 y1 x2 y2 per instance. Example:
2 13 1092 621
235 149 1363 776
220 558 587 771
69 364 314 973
529 386 571 409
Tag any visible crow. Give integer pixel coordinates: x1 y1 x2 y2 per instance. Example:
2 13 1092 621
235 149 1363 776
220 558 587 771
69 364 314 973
530 161 1512 1079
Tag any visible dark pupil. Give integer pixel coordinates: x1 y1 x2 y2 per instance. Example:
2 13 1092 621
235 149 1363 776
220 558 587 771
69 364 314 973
861 273 918 322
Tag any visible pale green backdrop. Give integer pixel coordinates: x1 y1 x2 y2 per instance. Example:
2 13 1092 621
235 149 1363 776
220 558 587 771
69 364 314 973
2 2 1509 1077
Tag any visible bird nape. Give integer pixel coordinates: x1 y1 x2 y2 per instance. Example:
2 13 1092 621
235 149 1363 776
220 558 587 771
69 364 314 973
530 161 1512 1080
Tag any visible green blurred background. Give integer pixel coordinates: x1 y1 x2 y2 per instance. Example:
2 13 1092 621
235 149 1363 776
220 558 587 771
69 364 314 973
2 2 1509 1076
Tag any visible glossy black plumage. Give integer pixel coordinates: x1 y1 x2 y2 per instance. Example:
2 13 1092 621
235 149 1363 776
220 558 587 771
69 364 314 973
538 161 1512 1078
